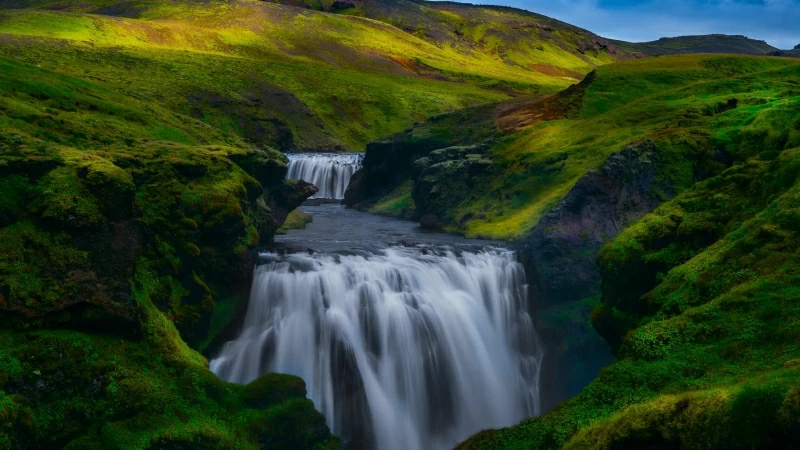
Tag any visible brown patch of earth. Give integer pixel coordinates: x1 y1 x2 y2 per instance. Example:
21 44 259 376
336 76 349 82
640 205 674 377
530 63 583 80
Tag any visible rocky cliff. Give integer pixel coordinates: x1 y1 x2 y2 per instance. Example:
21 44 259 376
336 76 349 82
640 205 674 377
520 141 673 408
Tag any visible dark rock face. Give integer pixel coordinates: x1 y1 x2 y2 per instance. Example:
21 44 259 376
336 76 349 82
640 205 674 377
577 37 617 56
345 129 442 208
794 43 800 50
522 141 666 310
520 140 671 409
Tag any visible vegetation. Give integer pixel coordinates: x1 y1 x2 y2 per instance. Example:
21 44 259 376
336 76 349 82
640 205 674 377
0 42 335 449
0 0 628 152
0 0 637 445
455 55 800 449
2 0 799 447
355 55 800 240
277 209 313 234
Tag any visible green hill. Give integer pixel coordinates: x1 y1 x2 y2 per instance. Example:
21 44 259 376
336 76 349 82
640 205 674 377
458 61 800 447
0 0 630 152
350 55 799 239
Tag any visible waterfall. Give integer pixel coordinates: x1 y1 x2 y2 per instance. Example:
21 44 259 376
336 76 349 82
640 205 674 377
286 153 363 200
211 247 543 450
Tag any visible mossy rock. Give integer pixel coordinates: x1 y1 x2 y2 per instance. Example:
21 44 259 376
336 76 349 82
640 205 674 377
244 373 308 409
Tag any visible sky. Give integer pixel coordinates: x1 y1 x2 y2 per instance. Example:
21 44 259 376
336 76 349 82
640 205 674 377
440 0 800 49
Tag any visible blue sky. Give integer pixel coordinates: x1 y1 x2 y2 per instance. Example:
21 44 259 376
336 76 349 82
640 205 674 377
441 0 800 49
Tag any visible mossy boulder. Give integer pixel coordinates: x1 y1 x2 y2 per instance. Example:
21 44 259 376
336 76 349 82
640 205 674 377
0 329 338 449
244 374 308 409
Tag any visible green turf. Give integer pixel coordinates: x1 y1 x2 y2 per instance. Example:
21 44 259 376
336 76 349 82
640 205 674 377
457 55 800 450
421 55 800 239
0 0 626 151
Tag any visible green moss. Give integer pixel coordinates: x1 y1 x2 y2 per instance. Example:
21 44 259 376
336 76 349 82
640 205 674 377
276 209 313 235
366 54 799 240
460 60 800 450
0 328 337 449
0 54 326 446
244 373 308 409
367 180 416 219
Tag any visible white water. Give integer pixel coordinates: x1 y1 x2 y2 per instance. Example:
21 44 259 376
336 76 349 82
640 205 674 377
286 153 363 200
210 247 543 450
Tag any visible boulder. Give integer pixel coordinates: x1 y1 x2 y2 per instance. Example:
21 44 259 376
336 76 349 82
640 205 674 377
419 214 439 229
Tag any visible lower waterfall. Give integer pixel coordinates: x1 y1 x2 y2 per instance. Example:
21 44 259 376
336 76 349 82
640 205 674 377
287 153 363 200
210 247 543 450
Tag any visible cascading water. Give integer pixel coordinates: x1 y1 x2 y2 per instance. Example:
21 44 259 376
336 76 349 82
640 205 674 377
210 247 543 450
286 153 363 199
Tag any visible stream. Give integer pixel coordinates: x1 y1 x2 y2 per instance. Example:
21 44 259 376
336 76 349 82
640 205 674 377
210 154 544 450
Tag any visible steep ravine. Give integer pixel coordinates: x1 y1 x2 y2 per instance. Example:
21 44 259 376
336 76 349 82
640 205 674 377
346 136 682 411
206 154 545 450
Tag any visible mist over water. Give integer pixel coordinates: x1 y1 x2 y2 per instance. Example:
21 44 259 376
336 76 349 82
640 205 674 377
211 247 543 450
286 153 363 200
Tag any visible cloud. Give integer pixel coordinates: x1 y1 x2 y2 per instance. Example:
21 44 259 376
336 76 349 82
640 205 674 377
436 0 800 49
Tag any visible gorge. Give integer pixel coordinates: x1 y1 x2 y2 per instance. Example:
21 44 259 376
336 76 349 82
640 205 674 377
1 0 799 448
210 194 543 450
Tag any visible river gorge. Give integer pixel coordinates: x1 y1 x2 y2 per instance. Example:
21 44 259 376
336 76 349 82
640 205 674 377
210 155 544 450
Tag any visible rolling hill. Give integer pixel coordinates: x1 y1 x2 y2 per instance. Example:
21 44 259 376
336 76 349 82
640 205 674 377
613 34 778 56
0 0 631 152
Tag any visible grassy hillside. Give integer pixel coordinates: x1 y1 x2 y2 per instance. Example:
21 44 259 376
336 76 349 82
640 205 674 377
349 57 800 434
353 55 799 240
0 0 629 151
0 52 341 447
458 72 800 450
613 34 777 56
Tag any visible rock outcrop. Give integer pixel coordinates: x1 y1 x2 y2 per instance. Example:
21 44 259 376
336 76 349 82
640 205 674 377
520 140 671 409
521 141 667 311
412 142 495 224
345 103 500 210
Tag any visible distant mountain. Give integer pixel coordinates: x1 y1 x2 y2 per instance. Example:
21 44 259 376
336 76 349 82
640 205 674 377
772 43 800 58
612 34 778 56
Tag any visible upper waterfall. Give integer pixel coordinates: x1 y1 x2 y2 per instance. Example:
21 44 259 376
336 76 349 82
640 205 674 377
286 153 363 200
210 246 543 450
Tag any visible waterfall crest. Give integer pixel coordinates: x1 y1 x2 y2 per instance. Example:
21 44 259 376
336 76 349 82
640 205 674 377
211 247 543 450
287 153 363 200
